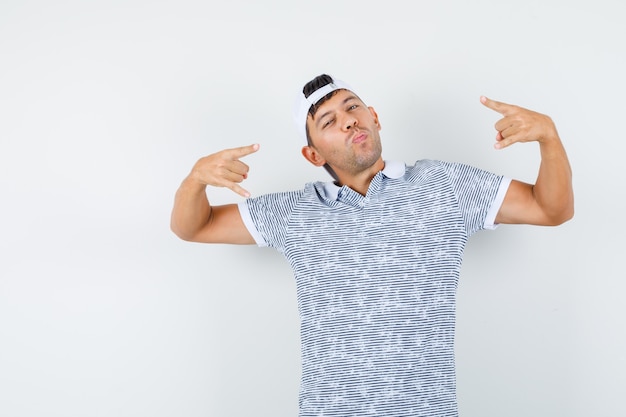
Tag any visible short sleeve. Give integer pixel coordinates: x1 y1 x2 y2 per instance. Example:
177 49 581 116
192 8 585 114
483 177 511 229
237 190 305 250
440 162 506 235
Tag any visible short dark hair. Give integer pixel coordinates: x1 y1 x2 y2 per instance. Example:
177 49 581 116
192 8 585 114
303 74 341 121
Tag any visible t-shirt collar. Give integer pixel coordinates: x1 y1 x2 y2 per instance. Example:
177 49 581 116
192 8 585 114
322 160 405 201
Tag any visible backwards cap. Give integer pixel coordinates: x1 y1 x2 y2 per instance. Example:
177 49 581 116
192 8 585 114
292 75 355 145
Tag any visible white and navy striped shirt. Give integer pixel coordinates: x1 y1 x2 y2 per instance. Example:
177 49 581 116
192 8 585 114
239 160 510 417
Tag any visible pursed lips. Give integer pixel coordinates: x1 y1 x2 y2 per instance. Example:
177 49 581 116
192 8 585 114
351 131 367 144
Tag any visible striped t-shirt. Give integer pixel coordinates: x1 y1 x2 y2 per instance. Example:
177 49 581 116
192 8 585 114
238 160 510 417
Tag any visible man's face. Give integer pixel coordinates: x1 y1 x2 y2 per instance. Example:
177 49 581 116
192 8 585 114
305 89 383 177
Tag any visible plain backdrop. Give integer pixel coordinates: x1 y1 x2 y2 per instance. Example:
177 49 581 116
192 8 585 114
1 1 625 416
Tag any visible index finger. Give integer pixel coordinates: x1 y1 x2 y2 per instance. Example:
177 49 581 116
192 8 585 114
480 96 515 116
225 143 260 159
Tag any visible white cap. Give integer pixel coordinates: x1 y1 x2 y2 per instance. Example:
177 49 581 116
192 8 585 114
292 76 355 145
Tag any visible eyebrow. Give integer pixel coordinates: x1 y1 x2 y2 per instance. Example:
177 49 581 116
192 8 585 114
314 94 359 128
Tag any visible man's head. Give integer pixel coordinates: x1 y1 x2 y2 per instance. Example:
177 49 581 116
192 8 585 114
293 74 383 182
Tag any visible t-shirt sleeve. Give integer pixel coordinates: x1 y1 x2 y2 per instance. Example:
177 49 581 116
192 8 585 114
441 161 507 235
483 177 511 230
237 190 304 249
237 201 267 246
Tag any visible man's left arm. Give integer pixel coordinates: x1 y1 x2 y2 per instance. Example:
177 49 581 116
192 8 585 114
481 96 574 226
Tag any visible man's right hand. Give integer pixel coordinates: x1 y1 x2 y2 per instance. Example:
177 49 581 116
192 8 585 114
189 144 260 198
170 144 259 244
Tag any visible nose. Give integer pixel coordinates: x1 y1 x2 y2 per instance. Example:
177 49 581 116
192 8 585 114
343 115 358 130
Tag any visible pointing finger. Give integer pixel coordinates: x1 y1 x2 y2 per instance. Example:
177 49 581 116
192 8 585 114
225 143 260 160
480 96 516 116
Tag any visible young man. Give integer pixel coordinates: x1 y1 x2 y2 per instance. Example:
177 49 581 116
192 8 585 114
171 74 573 416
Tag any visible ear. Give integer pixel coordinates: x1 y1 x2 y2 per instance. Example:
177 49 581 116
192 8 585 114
369 106 382 130
301 145 326 167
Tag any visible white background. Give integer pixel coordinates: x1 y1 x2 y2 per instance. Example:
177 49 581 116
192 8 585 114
1 1 624 416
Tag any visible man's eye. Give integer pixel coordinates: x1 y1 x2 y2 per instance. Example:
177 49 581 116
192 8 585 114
323 119 334 128
348 104 358 110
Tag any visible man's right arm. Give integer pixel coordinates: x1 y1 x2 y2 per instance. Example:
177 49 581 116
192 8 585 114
170 144 259 245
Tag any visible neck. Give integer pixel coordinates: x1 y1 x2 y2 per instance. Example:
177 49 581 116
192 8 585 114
334 158 385 196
